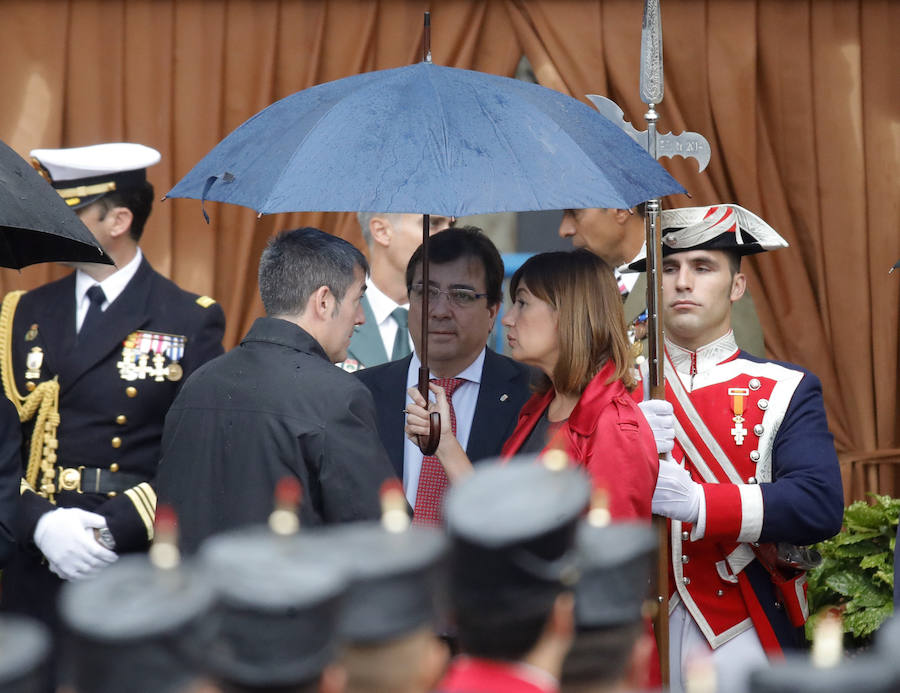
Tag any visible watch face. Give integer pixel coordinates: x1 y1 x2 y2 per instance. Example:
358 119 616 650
94 527 116 550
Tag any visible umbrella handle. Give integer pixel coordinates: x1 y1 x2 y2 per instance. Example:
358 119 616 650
416 412 441 456
416 366 441 456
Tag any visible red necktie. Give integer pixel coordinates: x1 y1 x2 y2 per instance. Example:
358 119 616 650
413 377 464 526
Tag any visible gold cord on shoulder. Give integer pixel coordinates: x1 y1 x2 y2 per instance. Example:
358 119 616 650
0 291 62 501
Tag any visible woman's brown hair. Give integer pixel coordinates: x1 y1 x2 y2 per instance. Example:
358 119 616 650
509 249 636 396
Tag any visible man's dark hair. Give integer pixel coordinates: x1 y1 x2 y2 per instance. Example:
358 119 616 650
258 227 369 317
96 181 155 242
218 679 318 693
405 226 504 306
454 593 557 661
561 623 643 687
726 249 742 277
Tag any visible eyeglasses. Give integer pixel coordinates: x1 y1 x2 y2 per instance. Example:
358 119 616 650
409 283 489 308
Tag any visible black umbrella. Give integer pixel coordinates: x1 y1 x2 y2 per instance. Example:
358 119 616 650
0 139 112 269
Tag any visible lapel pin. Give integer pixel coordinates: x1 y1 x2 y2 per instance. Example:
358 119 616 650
500 394 508 402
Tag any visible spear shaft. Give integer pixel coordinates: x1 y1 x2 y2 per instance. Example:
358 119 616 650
640 0 670 685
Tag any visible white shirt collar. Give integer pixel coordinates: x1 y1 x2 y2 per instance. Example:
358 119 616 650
406 347 486 387
666 331 739 375
365 277 407 326
75 248 143 309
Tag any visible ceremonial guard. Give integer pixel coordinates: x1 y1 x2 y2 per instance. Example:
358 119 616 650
0 143 225 628
635 204 844 692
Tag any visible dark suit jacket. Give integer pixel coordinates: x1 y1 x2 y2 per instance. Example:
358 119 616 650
355 349 533 478
155 317 397 554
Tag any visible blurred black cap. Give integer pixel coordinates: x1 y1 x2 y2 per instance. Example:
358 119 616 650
748 654 898 693
0 615 51 693
573 521 656 629
199 527 348 688
316 521 448 643
443 456 591 619
59 555 215 693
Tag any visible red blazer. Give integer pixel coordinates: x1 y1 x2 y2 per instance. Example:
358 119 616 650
501 361 658 521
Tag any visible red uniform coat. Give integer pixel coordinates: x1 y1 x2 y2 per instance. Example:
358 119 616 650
501 361 658 521
435 657 559 693
647 335 843 654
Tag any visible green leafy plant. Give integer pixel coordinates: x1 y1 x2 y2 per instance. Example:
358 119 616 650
805 493 898 645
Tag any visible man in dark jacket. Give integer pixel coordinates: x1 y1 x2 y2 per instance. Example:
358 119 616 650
155 227 397 554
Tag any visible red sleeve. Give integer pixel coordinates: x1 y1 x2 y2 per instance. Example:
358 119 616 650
577 397 659 521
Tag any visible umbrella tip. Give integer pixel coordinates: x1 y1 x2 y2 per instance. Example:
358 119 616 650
423 11 432 63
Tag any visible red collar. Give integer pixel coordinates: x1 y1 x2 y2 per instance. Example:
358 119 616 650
437 656 559 693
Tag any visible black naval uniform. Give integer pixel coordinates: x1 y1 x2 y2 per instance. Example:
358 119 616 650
0 256 225 625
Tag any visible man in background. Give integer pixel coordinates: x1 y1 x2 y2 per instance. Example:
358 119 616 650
339 212 451 371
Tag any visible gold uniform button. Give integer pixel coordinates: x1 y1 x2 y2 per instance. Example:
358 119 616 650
116 415 127 425
111 437 122 449
107 491 117 498
26 382 36 392
110 463 119 472
126 386 137 398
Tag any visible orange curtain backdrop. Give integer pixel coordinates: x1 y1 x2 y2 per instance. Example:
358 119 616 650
0 1 897 463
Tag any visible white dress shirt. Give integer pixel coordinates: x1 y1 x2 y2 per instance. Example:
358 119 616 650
364 278 413 358
403 348 486 507
616 241 645 295
74 248 143 331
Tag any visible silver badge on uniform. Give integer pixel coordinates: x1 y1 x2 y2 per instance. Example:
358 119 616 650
25 347 44 379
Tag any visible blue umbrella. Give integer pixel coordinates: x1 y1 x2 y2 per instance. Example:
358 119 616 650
167 59 686 455
166 62 684 217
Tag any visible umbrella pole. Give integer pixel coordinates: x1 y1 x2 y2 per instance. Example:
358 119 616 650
645 196 670 686
416 213 440 455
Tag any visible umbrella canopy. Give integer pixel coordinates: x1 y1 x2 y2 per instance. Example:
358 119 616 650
167 62 684 216
0 139 112 269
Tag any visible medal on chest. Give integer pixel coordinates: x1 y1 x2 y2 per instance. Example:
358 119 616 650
728 387 750 445
117 331 186 382
25 346 44 379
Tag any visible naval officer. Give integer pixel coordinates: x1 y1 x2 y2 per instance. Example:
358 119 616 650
0 143 225 631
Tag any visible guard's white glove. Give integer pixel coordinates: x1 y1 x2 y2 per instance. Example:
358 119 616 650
652 456 703 524
33 508 118 581
638 399 676 455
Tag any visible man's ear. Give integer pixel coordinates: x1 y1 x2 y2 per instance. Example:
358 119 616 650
369 216 393 249
548 591 575 640
318 663 347 693
310 285 334 320
623 632 656 690
613 208 633 225
106 206 134 240
730 272 747 303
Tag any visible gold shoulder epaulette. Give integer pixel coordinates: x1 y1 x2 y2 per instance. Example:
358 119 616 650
196 295 216 308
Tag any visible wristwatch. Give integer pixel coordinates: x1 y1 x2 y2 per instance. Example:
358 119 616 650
93 527 117 550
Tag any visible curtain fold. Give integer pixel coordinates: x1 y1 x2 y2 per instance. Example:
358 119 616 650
0 1 896 481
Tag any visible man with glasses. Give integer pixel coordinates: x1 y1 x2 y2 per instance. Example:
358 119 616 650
357 227 532 525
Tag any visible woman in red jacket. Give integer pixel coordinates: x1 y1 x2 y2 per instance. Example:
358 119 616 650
405 249 658 521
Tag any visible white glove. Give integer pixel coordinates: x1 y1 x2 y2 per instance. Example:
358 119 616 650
34 508 118 581
638 399 676 455
652 456 703 524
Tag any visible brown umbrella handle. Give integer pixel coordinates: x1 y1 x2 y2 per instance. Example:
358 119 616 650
415 210 441 456
416 365 441 456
